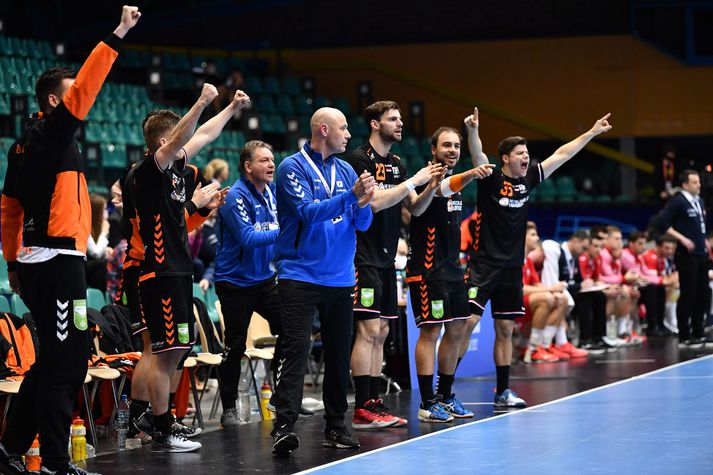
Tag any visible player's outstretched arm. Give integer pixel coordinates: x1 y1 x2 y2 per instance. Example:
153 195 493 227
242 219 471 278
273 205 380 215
464 107 489 167
183 89 251 160
155 83 218 169
540 113 612 179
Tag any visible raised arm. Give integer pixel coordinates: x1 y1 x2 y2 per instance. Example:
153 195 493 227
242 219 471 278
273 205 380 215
154 83 219 170
370 162 443 213
464 107 489 167
435 163 495 198
540 113 613 179
183 89 251 160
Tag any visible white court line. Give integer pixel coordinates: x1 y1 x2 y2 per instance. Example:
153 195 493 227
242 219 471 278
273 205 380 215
295 354 713 475
595 359 655 364
645 375 713 380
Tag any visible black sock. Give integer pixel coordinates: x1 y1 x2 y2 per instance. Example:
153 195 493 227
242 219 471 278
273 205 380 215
154 411 172 435
417 374 435 406
168 392 176 410
353 375 370 409
496 365 510 395
129 399 149 423
436 371 454 398
369 377 381 401
456 357 463 370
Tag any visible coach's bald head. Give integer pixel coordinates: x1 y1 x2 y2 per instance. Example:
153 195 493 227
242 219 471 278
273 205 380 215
309 107 351 157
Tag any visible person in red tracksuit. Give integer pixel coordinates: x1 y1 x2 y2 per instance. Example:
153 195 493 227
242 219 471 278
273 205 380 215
0 7 140 475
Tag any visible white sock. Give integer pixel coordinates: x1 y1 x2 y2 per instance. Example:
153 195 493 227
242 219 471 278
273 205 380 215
529 329 542 349
543 325 558 347
555 326 568 346
617 316 629 336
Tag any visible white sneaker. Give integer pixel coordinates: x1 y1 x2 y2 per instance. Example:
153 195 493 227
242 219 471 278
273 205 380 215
602 336 626 347
151 429 202 452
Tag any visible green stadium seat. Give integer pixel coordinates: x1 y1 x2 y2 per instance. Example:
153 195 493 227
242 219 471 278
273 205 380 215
0 296 10 313
332 97 351 115
282 77 301 96
264 76 281 95
276 95 295 115
0 94 10 116
255 94 276 114
578 194 595 203
537 179 558 202
244 76 264 95
10 37 29 58
87 288 107 310
11 294 30 317
295 95 313 115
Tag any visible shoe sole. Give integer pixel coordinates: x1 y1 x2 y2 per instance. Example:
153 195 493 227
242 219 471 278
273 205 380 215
445 411 474 418
273 434 299 455
585 349 606 355
417 410 453 423
322 441 360 449
151 443 202 453
352 420 399 429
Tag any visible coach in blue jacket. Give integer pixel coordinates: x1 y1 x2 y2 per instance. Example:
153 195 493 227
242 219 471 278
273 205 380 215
271 108 374 455
214 140 283 427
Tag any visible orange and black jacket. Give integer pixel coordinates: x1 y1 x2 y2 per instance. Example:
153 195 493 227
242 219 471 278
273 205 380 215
1 34 123 270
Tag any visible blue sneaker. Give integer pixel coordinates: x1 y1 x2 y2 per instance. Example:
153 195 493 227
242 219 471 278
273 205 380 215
418 399 454 423
494 389 527 408
440 394 474 418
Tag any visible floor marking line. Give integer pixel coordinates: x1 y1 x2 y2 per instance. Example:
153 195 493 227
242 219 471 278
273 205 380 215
595 359 656 364
295 354 713 475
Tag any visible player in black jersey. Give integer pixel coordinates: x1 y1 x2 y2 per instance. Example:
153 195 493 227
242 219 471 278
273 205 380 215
133 85 250 452
463 108 613 408
407 127 494 422
345 101 444 429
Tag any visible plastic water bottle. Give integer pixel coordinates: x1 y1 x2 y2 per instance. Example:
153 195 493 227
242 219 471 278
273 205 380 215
116 394 130 451
237 366 251 423
70 418 87 462
260 383 274 420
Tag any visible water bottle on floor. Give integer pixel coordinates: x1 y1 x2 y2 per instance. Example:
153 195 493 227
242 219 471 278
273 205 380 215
116 394 130 450
237 366 251 423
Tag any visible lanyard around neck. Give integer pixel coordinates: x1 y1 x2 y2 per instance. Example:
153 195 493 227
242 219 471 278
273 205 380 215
301 147 336 198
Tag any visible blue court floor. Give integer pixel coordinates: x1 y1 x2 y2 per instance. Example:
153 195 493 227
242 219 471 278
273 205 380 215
299 355 713 475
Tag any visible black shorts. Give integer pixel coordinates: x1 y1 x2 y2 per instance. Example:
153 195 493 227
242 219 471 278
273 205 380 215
407 277 471 327
465 261 525 320
122 262 145 335
354 265 398 321
139 275 195 354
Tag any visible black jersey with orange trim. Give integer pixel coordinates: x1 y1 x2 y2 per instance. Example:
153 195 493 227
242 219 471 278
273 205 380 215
345 143 408 268
1 131 28 269
468 165 543 268
406 184 463 283
5 35 122 256
123 158 210 267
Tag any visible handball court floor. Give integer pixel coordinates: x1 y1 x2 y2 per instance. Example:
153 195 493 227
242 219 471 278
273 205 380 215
86 337 713 474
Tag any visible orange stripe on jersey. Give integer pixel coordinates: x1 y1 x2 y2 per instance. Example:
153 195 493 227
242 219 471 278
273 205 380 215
185 209 209 233
406 275 423 283
63 41 119 121
153 214 166 264
1 195 24 262
472 211 482 253
139 272 156 283
128 216 145 261
47 171 90 253
424 226 435 269
353 269 359 305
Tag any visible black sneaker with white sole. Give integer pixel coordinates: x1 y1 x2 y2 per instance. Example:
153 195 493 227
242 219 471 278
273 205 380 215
267 397 315 418
151 427 202 452
272 424 299 455
323 426 360 449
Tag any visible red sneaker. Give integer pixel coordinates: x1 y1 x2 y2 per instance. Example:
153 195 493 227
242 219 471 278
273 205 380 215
546 344 570 361
373 399 407 427
554 341 588 358
352 400 399 429
530 346 559 363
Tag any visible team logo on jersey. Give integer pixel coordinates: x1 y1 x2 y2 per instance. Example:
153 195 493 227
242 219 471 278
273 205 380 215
393 167 400 178
361 288 375 307
468 287 478 299
73 299 88 331
431 300 444 319
499 197 510 207
169 172 186 203
178 323 189 344
254 223 261 231
447 199 463 212
336 180 343 188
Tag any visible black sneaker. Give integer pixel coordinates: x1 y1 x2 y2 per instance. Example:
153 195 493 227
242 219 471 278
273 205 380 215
323 426 360 449
0 442 26 474
40 464 101 474
171 414 202 438
272 424 299 455
580 340 606 356
132 409 154 436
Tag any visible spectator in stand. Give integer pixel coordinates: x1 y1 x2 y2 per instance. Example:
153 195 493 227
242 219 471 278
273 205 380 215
204 158 230 185
654 144 678 204
541 230 592 356
598 225 643 344
86 193 112 292
640 233 680 336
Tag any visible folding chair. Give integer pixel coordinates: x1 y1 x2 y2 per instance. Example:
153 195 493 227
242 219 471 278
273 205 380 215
0 379 21 436
189 303 223 428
